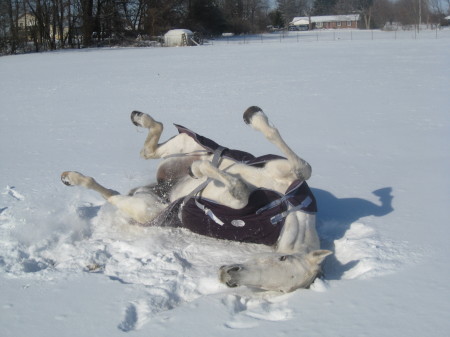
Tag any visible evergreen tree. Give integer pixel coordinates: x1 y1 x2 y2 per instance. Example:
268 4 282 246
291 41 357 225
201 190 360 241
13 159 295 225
268 9 284 27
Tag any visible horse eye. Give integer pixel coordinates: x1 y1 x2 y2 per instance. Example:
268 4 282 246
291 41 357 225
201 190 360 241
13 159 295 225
279 255 287 262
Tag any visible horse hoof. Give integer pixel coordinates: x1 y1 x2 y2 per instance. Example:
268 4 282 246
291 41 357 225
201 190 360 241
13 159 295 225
243 106 263 125
131 111 162 130
61 171 75 186
131 110 144 127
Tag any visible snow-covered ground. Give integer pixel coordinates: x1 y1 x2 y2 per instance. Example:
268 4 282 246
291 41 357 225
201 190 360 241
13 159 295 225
213 27 450 45
1 31 449 336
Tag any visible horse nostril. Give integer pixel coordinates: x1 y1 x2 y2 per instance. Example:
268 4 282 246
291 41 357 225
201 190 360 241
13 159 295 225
226 281 238 288
228 266 241 273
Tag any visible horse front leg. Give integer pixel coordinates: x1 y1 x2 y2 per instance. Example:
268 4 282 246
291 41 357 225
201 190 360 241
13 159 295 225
190 160 251 209
131 111 164 159
275 211 320 254
243 106 312 181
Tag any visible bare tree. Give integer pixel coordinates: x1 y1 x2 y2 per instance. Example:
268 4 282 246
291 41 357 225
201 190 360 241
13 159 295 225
394 0 431 28
277 0 313 26
219 0 269 33
334 0 374 28
312 0 337 15
245 0 270 30
5 0 19 53
371 0 395 28
0 0 280 53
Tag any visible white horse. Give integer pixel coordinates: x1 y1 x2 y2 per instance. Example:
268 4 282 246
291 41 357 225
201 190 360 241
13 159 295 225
61 106 331 293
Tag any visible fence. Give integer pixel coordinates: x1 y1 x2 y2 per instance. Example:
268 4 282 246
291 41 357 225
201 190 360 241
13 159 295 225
211 28 450 46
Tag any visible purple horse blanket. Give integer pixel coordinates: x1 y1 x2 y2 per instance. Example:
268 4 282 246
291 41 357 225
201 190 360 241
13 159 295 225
145 125 317 246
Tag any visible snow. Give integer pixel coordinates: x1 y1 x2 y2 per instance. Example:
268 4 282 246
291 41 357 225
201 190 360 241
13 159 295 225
1 32 450 336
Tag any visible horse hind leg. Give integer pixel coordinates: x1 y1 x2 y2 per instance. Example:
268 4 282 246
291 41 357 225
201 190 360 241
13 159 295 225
107 192 167 224
131 111 164 159
243 106 312 181
61 171 165 224
61 171 119 199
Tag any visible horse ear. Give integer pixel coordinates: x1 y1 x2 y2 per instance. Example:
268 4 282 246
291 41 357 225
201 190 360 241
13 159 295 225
307 250 332 265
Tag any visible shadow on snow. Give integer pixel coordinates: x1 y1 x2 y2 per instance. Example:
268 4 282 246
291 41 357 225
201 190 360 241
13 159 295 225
313 187 394 280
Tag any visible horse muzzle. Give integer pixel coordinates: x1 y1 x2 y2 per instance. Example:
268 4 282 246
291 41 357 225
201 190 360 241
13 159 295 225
219 265 243 288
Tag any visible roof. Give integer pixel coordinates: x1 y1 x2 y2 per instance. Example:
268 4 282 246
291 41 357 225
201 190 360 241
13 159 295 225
164 29 193 37
291 14 360 25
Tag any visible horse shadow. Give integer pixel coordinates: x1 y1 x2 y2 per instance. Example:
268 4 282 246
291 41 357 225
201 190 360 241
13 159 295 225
77 204 101 220
312 187 394 280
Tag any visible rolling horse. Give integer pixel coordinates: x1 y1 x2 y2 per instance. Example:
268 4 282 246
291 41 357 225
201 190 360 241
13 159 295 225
61 106 331 292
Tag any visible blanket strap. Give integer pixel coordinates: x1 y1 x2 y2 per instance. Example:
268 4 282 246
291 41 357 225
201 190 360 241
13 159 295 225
255 181 304 215
269 196 313 225
194 199 225 226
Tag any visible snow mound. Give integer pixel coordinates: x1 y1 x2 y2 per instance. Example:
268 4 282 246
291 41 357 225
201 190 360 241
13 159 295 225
321 221 410 280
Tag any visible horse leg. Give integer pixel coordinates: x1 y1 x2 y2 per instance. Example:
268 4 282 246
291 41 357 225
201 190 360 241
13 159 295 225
190 160 250 209
61 171 119 199
276 211 320 254
131 111 205 159
131 111 164 159
61 171 166 223
243 106 312 181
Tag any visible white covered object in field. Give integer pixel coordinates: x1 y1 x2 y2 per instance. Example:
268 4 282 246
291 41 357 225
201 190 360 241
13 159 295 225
164 29 194 47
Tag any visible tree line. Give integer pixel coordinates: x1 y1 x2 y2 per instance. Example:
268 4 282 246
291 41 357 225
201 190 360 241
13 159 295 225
1 0 448 54
276 0 448 30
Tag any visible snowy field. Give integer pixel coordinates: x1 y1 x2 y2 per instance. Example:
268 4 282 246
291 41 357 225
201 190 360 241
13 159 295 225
213 27 450 45
1 30 449 336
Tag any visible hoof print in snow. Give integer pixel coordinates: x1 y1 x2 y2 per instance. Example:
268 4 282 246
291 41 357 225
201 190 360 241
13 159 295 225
118 303 138 332
5 186 24 201
118 300 150 332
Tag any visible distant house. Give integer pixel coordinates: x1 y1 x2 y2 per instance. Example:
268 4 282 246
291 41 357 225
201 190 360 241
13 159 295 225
17 13 38 41
18 13 37 29
290 15 361 30
17 13 69 42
